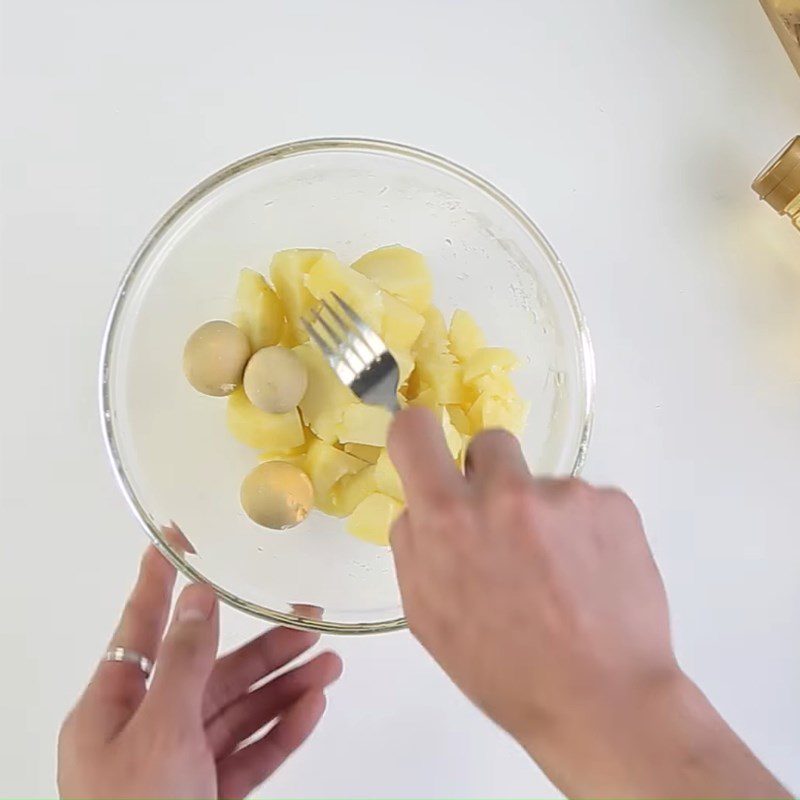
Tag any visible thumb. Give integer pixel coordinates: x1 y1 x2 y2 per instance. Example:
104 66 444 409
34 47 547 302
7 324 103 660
144 583 219 721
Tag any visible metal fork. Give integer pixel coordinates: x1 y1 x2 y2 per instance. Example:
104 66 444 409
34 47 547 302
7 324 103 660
302 292 400 413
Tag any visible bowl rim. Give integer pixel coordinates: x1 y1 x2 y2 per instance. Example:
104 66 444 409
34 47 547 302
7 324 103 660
100 136 596 635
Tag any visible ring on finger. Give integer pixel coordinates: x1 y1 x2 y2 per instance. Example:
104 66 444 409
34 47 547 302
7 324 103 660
103 647 154 677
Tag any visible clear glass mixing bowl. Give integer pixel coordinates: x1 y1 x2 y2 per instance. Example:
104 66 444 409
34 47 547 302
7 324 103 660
101 138 595 634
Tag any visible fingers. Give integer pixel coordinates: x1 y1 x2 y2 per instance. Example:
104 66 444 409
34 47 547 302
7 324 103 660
86 547 176 732
203 627 320 721
465 429 530 487
206 650 342 758
388 407 465 512
140 583 219 722
216 690 327 800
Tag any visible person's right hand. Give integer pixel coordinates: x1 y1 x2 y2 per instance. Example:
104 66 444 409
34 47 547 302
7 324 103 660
388 407 789 800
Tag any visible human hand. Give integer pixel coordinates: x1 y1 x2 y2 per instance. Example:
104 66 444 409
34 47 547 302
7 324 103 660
388 408 789 799
58 547 342 799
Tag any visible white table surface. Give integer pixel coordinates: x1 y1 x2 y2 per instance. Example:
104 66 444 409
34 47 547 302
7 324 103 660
2 1 799 797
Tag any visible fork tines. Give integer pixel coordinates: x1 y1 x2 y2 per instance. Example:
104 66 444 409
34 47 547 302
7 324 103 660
302 292 387 385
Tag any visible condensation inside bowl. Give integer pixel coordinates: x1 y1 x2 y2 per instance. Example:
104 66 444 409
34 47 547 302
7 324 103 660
107 145 590 628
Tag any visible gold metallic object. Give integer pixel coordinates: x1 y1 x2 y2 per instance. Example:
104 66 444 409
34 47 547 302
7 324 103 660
760 0 800 75
753 136 800 230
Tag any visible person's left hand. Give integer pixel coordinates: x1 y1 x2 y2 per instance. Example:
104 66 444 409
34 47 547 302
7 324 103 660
58 546 343 799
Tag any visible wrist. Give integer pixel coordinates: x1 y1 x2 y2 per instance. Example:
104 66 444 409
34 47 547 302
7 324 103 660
518 667 789 799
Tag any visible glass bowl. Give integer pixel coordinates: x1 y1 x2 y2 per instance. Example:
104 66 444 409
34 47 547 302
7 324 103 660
101 138 594 635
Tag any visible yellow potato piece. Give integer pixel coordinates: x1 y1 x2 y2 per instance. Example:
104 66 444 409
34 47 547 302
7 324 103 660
333 464 378 516
417 352 465 405
381 292 425 352
269 249 326 344
442 411 463 460
227 387 305 451
401 367 424 401
463 347 520 385
346 493 403 546
351 245 432 313
412 307 466 403
413 307 449 357
259 425 314 464
293 343 356 439
305 252 383 333
468 392 530 436
336 403 393 447
393 350 415 386
470 371 518 397
374 449 405 502
258 436 310 463
409 386 438 411
343 443 381 463
448 309 485 362
305 438 367 515
234 268 285 350
446 405 471 436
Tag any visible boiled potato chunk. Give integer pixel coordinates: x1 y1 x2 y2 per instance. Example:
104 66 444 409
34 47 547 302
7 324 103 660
463 347 520 385
269 249 325 344
381 293 423 388
351 245 432 313
343 443 382 463
468 392 529 436
381 293 425 352
414 307 449 357
374 449 405 501
346 493 402 546
416 352 465 405
413 308 465 403
227 388 305 451
470 371 518 398
305 438 366 515
234 268 285 350
442 411 463 460
409 386 438 411
293 343 356 439
259 427 313 464
336 403 393 447
305 251 383 332
333 464 378 516
448 309 485 362
446 405 471 436
393 350 415 386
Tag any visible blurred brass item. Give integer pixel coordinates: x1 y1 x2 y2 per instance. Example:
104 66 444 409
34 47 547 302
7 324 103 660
753 136 800 230
760 0 800 75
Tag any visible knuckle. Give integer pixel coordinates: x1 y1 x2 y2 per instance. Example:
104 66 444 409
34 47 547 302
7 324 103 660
167 628 207 665
601 487 641 522
428 494 473 533
491 480 539 524
123 597 162 630
563 477 595 503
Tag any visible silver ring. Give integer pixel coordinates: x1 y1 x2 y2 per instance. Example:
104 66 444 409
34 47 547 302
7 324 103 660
103 647 153 677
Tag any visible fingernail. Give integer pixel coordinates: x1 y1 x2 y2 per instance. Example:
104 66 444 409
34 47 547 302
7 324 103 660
176 584 216 622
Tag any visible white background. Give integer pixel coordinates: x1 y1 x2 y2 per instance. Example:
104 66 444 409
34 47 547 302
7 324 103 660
2 1 799 797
